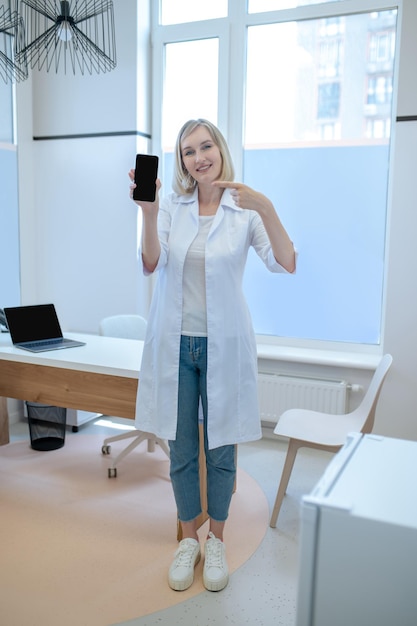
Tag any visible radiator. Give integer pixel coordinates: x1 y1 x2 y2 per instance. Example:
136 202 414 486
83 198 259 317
258 373 349 424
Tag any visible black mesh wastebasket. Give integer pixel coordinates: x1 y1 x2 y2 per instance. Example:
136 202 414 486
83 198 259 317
26 402 67 451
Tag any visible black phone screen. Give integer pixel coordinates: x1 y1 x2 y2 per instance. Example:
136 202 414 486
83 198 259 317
133 154 159 202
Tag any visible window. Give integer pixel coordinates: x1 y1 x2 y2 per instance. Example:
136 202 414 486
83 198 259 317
369 32 395 64
367 75 393 105
318 39 343 77
366 117 391 139
317 82 341 118
319 17 344 37
160 38 219 192
319 122 341 140
152 2 398 349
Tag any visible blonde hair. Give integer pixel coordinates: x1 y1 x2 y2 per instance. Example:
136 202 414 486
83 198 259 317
172 119 235 195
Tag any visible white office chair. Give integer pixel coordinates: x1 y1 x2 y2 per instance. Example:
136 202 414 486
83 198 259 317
99 314 147 340
99 314 170 477
269 353 393 527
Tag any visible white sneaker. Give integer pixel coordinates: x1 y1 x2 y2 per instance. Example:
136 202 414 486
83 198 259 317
168 538 201 591
203 531 229 592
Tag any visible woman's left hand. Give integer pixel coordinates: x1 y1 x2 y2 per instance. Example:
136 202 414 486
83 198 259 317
212 181 296 273
212 180 272 215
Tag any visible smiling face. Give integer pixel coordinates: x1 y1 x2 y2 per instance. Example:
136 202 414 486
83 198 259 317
180 126 223 187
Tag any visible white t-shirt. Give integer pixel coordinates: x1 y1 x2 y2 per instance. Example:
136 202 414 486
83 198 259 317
181 215 214 336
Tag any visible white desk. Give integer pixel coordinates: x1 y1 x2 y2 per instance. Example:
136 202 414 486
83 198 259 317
0 332 143 377
0 332 142 445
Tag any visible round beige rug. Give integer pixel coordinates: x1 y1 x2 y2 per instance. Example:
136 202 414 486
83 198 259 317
0 434 269 625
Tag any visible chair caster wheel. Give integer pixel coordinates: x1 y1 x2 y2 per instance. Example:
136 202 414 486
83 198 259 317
102 445 111 455
108 467 117 478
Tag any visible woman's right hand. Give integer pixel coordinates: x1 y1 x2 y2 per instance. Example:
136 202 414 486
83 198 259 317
128 169 161 213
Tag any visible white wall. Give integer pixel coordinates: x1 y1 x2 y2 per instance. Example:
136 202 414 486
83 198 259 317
16 0 150 332
12 0 417 441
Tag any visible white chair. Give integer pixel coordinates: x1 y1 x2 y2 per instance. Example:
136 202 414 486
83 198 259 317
99 314 147 340
99 314 170 477
269 353 393 527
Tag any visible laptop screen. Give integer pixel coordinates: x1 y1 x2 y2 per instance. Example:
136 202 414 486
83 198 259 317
5 304 63 344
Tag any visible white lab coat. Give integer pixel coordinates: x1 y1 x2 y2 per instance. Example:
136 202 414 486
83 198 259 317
135 188 291 449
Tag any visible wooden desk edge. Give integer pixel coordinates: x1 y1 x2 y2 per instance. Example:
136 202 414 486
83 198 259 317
0 396 9 445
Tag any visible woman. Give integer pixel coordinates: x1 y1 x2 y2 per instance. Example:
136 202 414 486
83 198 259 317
129 119 296 592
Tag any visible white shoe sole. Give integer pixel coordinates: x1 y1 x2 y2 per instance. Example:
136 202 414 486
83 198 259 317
169 552 201 591
203 571 229 592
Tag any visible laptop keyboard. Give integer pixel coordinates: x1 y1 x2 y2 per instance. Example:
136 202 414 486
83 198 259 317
25 338 66 348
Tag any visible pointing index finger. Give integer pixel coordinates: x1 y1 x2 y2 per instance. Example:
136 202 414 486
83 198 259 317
212 180 240 189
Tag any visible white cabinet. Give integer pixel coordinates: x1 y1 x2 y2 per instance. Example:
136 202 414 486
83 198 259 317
297 432 417 626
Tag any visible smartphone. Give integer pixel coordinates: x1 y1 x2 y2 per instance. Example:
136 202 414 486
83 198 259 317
133 154 159 202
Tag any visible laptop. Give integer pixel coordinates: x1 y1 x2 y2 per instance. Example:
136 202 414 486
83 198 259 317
4 304 86 353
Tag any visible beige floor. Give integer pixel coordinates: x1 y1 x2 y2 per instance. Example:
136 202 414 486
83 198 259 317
9 417 333 626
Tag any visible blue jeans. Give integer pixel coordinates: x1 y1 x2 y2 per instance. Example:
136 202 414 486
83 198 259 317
169 335 236 523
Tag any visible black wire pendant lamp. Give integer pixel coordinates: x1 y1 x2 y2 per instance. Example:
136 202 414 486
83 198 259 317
0 2 28 82
16 0 117 74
